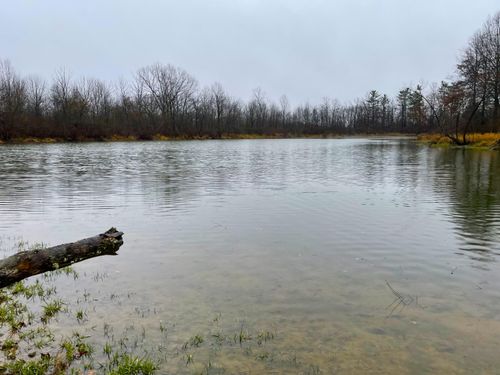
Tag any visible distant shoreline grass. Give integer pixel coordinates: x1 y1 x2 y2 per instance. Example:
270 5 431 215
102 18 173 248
3 133 499 149
0 133 415 145
418 133 500 150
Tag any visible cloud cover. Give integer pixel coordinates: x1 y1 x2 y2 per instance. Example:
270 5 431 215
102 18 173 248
1 0 498 105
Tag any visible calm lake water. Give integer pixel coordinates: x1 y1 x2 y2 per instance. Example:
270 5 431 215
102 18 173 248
1 138 500 374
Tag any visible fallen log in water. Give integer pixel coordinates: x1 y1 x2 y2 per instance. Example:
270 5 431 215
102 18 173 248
0 228 124 288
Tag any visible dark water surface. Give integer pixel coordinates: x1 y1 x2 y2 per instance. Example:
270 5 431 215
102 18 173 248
1 138 500 373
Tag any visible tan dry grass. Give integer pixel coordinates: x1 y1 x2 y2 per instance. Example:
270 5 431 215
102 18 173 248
418 133 500 148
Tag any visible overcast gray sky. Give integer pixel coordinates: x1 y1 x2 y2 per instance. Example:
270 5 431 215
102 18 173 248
1 0 498 105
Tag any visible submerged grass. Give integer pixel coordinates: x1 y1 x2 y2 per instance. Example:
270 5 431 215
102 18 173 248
107 354 156 375
0 240 293 374
0 274 160 374
0 240 162 374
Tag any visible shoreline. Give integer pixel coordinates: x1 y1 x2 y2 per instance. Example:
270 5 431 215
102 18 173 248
1 133 498 150
417 133 500 150
0 133 416 145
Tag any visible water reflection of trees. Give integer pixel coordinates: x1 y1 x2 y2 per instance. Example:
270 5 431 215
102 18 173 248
432 149 500 261
0 141 499 263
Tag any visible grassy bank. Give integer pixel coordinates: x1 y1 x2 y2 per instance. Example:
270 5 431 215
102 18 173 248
418 133 500 149
1 133 336 144
0 133 415 145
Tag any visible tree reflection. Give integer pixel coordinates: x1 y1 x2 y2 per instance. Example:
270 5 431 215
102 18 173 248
433 148 500 261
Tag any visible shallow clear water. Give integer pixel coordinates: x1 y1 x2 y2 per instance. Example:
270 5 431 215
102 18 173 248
1 138 500 373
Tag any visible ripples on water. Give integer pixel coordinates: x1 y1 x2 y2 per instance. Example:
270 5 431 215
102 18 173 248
0 138 500 373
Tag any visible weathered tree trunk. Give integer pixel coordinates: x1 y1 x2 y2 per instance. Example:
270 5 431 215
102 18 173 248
0 228 124 288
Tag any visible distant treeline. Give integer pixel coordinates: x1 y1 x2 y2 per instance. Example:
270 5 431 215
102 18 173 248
0 12 499 141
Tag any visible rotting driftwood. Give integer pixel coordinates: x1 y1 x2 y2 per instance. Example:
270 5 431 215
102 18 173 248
0 228 124 288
